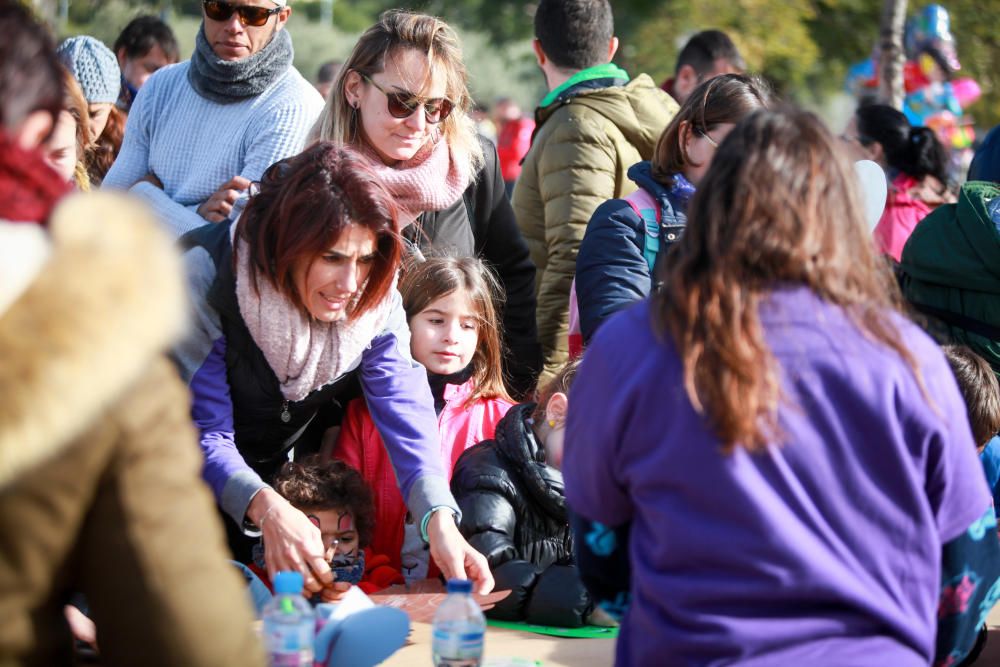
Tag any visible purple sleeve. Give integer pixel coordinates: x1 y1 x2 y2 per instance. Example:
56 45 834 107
563 320 633 527
189 335 266 525
359 306 457 525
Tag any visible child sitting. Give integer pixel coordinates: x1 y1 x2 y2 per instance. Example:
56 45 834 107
333 257 515 582
249 456 404 599
450 360 611 627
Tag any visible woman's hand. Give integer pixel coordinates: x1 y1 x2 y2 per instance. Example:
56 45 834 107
319 581 353 603
196 175 251 222
248 489 333 595
427 509 494 594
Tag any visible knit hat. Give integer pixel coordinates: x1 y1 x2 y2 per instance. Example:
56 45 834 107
56 36 121 105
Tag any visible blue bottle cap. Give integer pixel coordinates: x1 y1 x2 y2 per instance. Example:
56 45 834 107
446 579 473 594
273 571 304 594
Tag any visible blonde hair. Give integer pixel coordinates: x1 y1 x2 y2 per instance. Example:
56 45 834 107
400 256 511 406
310 10 483 175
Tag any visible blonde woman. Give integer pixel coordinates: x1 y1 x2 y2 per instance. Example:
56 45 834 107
312 10 540 398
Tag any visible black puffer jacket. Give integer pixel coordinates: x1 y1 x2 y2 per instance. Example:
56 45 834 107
450 403 591 627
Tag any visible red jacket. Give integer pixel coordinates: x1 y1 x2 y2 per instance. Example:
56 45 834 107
333 378 514 576
496 117 535 183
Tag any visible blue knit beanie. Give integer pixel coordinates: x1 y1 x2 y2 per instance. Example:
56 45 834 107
56 36 121 105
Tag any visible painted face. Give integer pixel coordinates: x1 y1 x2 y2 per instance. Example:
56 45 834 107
293 224 378 323
202 1 290 62
409 290 480 376
305 508 359 565
42 110 78 184
682 121 735 186
87 103 113 142
347 48 449 165
119 43 174 91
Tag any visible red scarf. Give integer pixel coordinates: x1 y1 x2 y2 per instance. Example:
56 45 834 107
0 130 69 225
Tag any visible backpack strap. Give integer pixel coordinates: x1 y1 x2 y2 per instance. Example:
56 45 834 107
624 188 687 289
624 188 661 272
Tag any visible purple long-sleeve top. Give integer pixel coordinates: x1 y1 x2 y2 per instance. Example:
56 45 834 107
175 242 457 532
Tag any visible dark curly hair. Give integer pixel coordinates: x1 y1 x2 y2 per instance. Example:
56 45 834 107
272 456 376 548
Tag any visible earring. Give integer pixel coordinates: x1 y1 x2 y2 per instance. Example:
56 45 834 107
548 420 556 428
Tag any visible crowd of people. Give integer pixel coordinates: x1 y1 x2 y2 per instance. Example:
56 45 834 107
3 0 1000 665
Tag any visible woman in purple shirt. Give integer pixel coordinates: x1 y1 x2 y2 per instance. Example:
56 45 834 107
175 143 491 599
564 108 1000 666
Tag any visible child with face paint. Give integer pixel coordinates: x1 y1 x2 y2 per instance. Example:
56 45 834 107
333 257 515 583
249 456 404 602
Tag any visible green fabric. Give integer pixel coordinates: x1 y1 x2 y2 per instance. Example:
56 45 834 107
512 74 678 383
538 63 630 108
900 181 1000 374
487 618 620 639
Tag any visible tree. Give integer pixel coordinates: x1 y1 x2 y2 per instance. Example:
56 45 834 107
877 0 907 109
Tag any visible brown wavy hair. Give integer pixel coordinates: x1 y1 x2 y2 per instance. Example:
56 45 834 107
651 73 771 186
273 456 375 548
237 142 402 321
400 256 511 406
653 107 920 453
88 105 125 185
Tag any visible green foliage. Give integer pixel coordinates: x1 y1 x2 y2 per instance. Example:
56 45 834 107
48 0 1000 129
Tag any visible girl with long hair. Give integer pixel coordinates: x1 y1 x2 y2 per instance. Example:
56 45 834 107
574 73 770 346
843 103 955 261
564 108 999 666
334 256 514 581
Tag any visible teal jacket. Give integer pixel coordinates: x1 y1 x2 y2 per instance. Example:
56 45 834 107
899 181 1000 374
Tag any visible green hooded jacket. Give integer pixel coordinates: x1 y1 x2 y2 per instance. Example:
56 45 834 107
899 180 1000 373
512 73 677 383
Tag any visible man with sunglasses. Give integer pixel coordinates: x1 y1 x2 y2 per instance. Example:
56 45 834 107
104 0 323 237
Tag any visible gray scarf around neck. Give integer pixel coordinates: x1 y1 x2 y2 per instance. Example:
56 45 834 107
187 24 293 104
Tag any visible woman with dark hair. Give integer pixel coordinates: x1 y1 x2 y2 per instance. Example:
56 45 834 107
574 73 771 344
311 10 540 398
177 142 492 598
843 103 954 260
565 108 999 665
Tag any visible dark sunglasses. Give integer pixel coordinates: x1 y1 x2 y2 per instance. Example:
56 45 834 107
202 1 282 27
361 73 454 124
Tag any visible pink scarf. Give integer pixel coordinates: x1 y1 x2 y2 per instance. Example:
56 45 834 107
362 133 472 229
234 233 396 402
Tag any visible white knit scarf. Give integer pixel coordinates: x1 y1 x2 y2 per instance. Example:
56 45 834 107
234 235 395 402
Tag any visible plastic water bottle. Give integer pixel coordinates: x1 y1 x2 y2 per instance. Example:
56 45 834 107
262 571 315 667
432 579 486 667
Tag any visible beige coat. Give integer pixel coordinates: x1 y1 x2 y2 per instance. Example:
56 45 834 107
513 74 678 382
0 194 265 667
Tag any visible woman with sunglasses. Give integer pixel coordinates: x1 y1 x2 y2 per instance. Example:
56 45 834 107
311 10 540 399
573 74 770 347
178 142 493 599
104 0 323 237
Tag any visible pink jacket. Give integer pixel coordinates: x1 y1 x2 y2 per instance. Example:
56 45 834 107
873 173 951 261
333 378 514 575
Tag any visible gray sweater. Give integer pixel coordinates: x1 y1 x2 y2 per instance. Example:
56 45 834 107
104 60 323 237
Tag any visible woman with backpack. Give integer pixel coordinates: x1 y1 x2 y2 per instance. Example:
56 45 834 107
574 74 770 346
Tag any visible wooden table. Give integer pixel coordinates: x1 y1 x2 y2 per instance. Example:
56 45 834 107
381 621 616 667
370 582 615 666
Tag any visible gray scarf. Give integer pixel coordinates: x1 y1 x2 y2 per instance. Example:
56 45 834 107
187 24 293 104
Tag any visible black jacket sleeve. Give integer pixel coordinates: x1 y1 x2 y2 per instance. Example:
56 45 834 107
576 198 650 345
453 448 592 627
469 139 541 399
